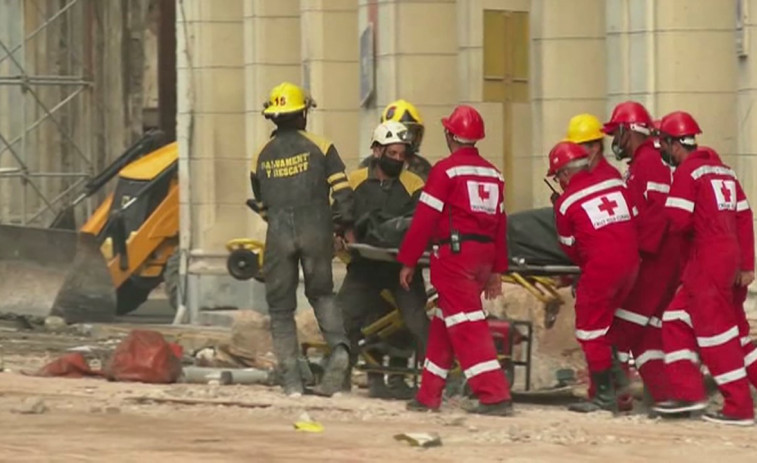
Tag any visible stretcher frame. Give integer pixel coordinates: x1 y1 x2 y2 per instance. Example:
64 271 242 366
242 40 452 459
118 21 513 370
300 243 580 393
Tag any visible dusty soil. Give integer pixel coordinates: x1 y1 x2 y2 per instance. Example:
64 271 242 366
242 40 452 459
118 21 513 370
1 327 756 462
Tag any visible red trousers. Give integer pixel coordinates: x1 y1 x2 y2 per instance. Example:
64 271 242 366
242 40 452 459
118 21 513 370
610 238 680 402
735 286 757 388
575 258 638 374
416 242 511 408
661 244 754 419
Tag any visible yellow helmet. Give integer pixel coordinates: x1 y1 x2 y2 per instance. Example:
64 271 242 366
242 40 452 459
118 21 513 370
381 99 424 151
262 82 316 118
564 113 604 144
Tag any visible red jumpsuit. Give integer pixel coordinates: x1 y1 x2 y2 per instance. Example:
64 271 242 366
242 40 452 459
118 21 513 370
555 169 640 374
610 139 681 402
661 147 754 419
734 194 757 386
398 146 510 408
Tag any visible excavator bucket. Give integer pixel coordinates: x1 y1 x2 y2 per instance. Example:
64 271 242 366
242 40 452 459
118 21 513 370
0 225 116 323
50 232 117 323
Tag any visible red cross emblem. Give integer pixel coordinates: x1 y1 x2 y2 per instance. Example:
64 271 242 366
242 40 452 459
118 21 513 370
598 196 619 216
478 184 491 201
721 182 732 202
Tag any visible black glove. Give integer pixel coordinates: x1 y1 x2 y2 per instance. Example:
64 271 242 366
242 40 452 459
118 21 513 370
550 192 560 205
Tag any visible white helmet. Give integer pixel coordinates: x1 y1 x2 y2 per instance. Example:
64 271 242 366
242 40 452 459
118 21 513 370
370 121 413 147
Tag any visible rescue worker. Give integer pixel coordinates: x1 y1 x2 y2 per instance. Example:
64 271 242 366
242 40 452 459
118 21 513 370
564 113 621 178
250 82 355 397
549 141 640 413
602 101 681 407
360 99 433 179
339 120 429 400
398 105 513 416
653 111 754 426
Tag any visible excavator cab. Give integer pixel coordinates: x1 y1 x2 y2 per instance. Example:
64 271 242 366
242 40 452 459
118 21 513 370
0 132 180 323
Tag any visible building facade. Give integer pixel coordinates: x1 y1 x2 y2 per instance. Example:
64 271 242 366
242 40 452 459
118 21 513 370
177 0 757 319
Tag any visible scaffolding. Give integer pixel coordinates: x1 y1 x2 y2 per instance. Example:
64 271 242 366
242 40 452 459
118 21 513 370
0 0 93 227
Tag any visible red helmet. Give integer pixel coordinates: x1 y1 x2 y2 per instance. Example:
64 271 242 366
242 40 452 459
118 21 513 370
547 142 589 176
652 119 662 132
659 111 702 138
442 105 485 142
602 101 654 135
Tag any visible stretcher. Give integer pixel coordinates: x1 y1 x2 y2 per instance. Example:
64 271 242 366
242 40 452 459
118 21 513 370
226 238 580 393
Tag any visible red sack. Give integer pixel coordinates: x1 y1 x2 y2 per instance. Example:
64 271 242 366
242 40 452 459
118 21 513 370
105 330 183 384
25 353 103 378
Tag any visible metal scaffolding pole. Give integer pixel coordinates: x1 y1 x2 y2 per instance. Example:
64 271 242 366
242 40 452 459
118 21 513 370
0 0 93 227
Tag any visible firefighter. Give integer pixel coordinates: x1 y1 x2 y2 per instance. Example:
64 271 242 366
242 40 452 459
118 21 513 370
250 82 355 397
359 99 433 180
549 141 640 413
564 113 621 178
602 101 681 407
339 120 429 400
397 105 513 416
654 111 755 426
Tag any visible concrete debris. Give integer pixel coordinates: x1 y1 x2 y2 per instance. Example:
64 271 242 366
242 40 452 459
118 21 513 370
43 316 67 333
394 432 442 448
12 398 49 415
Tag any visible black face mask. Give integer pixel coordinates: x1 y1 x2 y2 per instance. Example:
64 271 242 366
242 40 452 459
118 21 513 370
378 156 404 177
660 147 678 167
611 129 630 161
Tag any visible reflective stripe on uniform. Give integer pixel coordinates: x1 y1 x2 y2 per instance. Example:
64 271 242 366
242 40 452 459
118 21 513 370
446 166 503 181
737 199 750 212
713 367 747 386
697 326 739 348
648 316 662 328
419 192 444 211
558 235 575 246
424 359 448 379
746 348 757 367
662 310 692 328
616 352 630 363
615 309 650 327
690 165 736 180
559 179 626 215
632 206 639 216
444 310 487 328
664 349 699 365
575 326 610 341
742 336 753 347
645 182 670 197
665 196 695 212
635 350 664 368
327 172 347 184
332 180 351 191
463 359 501 379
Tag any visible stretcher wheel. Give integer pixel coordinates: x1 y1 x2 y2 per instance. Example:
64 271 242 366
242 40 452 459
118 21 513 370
227 248 262 281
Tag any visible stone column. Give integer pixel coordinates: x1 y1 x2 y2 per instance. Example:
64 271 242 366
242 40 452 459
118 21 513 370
300 0 360 169
532 0 606 207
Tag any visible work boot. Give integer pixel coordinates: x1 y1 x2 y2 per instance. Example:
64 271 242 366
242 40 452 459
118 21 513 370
278 359 304 397
313 344 350 397
386 375 416 400
406 398 439 413
568 369 617 413
466 400 514 417
611 349 633 412
701 411 755 427
367 372 392 399
653 400 707 415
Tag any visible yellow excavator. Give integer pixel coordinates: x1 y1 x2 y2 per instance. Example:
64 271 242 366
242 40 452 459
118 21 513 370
0 131 180 323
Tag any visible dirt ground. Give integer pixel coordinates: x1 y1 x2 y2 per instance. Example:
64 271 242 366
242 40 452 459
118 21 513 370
2 327 757 462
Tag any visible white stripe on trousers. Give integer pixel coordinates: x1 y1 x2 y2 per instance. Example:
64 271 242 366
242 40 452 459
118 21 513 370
423 359 448 379
463 359 501 379
664 349 699 365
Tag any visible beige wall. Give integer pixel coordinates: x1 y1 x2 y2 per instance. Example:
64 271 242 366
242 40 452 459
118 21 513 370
178 0 757 314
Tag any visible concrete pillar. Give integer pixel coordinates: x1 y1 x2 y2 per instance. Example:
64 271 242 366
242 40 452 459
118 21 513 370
532 0 606 207
300 0 360 170
177 0 249 320
361 0 458 165
737 0 757 312
243 0 302 240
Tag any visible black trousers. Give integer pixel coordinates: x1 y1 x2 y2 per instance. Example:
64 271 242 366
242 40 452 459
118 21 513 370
338 260 429 365
263 208 349 372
